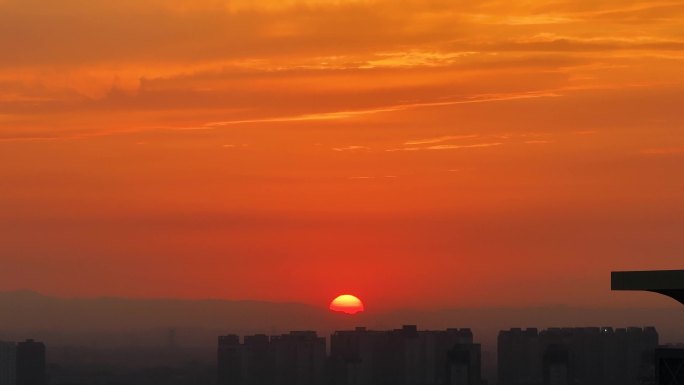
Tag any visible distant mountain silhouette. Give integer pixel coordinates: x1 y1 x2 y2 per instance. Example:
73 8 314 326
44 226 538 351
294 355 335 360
0 291 682 351
0 290 330 331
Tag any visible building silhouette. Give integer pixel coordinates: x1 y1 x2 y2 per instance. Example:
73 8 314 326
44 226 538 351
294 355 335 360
0 341 16 385
218 334 243 385
218 326 480 385
655 347 684 385
243 334 273 385
271 331 326 385
542 344 569 385
611 270 684 305
329 325 480 385
218 331 325 385
446 341 481 385
612 269 684 385
498 327 658 385
15 339 46 385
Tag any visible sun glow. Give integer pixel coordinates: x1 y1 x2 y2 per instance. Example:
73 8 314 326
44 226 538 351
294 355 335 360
329 294 364 314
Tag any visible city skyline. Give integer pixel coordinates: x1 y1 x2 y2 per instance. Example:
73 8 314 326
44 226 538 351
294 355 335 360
1 271 678 383
217 324 662 385
1 0 683 383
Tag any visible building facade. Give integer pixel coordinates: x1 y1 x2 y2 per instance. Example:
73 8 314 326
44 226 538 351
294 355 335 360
0 341 16 385
329 325 481 385
498 327 658 385
15 339 46 385
218 331 325 385
219 326 481 385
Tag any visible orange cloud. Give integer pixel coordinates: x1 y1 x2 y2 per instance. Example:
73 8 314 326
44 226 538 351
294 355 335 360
1 0 684 309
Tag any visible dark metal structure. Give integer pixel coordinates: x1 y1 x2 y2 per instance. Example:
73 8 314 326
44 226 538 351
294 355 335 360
611 269 684 305
612 269 684 385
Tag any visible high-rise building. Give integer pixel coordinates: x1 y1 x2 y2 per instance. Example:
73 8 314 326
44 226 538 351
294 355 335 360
498 327 658 385
15 339 45 385
498 328 542 385
542 344 569 385
243 334 273 385
330 325 481 385
0 341 16 385
446 342 481 385
217 331 326 385
271 331 326 385
218 334 242 385
329 327 377 385
219 326 480 385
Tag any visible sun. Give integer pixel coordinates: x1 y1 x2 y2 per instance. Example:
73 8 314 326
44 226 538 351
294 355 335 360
329 294 364 314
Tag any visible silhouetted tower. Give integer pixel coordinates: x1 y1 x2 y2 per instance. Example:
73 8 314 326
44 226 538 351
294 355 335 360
271 331 326 385
0 341 16 385
499 327 658 385
386 325 420 385
543 344 569 385
498 328 542 385
218 335 243 385
446 343 481 385
330 325 481 385
243 334 273 385
330 327 378 385
15 339 45 385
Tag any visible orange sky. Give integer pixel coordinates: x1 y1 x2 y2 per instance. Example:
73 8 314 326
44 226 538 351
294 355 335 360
0 0 683 310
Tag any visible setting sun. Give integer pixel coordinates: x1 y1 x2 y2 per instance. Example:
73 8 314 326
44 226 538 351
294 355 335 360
329 294 364 314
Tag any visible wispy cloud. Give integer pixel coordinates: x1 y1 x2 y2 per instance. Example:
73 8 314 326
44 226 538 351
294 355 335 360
363 51 479 69
203 91 560 129
386 142 504 152
202 108 399 128
466 14 577 25
0 91 560 143
332 145 371 152
347 175 399 180
404 135 478 145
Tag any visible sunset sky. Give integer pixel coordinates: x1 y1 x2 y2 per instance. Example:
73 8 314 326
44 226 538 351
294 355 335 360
1 0 683 310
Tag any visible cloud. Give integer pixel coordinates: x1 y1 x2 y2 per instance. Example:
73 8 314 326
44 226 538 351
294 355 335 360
386 130 555 153
465 13 578 25
332 145 371 152
404 135 478 145
346 175 399 180
1 0 683 144
0 89 563 142
202 91 560 127
386 142 504 152
363 51 480 69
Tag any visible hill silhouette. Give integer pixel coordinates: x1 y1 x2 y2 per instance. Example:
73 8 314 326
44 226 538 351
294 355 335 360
1 290 682 351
